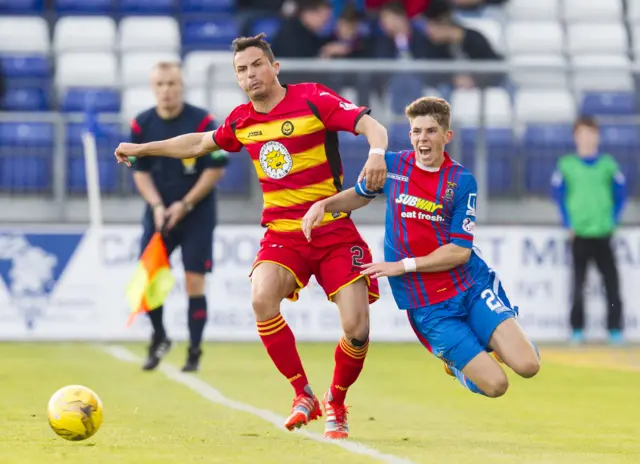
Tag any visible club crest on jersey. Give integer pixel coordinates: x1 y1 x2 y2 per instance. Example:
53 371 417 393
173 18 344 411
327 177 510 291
443 181 457 201
259 141 293 179
281 121 294 136
395 193 442 214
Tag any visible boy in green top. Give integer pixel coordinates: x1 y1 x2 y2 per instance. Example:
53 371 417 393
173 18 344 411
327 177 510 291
551 116 627 345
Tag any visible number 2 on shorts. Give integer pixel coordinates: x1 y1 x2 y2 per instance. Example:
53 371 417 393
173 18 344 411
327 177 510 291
481 288 504 312
351 246 364 267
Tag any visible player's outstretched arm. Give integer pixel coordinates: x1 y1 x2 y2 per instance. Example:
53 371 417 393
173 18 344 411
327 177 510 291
114 130 219 167
360 243 471 279
302 188 372 242
413 243 471 272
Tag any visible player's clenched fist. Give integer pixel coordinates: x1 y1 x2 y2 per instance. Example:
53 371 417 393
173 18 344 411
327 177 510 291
360 154 387 191
301 201 326 242
114 142 141 167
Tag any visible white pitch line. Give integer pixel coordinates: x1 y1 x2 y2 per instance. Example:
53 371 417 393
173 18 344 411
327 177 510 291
102 345 415 464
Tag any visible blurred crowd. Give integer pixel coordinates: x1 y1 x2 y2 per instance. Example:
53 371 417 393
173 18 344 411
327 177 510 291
238 0 506 101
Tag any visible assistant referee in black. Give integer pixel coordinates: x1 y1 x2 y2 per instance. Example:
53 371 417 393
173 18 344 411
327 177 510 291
129 62 228 372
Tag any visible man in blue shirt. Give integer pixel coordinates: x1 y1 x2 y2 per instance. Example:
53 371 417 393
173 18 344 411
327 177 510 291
130 62 228 372
303 96 540 398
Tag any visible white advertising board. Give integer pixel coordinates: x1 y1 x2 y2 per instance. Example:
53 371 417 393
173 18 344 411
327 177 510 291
0 226 637 342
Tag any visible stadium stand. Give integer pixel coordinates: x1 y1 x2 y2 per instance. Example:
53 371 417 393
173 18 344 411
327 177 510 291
0 0 638 201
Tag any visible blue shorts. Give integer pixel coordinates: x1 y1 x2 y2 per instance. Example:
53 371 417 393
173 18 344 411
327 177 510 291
140 207 214 274
407 269 518 371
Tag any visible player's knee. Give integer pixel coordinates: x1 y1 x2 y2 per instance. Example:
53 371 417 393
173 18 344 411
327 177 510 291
251 286 281 320
484 373 509 398
340 312 369 342
513 355 541 379
184 272 205 296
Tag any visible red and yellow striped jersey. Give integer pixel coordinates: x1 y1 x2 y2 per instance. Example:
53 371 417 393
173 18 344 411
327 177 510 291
213 82 370 235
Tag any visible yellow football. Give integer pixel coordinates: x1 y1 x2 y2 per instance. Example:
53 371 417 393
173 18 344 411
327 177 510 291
47 385 103 441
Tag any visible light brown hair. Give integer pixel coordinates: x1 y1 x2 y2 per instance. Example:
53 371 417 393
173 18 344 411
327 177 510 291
231 33 275 63
405 97 452 129
573 115 599 133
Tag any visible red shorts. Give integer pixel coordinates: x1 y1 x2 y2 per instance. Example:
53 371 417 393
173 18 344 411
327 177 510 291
250 219 380 303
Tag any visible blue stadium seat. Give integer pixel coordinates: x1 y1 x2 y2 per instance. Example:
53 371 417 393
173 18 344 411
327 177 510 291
338 132 369 158
65 122 121 146
61 88 121 113
67 157 118 193
600 124 639 196
599 124 639 148
65 122 120 193
119 0 176 14
0 122 54 192
2 86 48 111
0 0 43 13
458 128 515 196
0 122 54 146
342 157 364 189
180 0 234 14
618 154 638 196
389 123 410 150
522 124 574 195
388 74 424 115
0 54 50 78
182 18 239 51
0 155 52 191
249 17 282 39
216 150 253 195
55 0 114 14
581 92 638 116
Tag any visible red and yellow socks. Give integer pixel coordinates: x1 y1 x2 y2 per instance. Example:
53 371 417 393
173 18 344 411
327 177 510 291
257 314 310 397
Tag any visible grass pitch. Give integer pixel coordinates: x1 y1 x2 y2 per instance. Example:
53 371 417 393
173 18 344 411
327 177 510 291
1 342 639 463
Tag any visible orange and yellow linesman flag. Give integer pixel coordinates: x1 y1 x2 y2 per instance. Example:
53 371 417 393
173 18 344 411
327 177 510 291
125 232 175 327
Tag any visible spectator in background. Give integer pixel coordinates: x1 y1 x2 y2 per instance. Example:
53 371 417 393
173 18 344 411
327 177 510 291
271 0 334 85
369 1 429 111
373 1 424 59
271 0 333 59
421 0 503 89
321 2 369 60
551 116 627 346
322 3 372 105
237 0 286 36
332 0 366 17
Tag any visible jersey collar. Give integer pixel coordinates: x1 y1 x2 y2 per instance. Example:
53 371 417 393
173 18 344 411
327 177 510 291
413 151 453 172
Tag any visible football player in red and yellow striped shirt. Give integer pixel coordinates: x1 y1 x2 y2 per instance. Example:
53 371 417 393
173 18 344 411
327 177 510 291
115 34 388 439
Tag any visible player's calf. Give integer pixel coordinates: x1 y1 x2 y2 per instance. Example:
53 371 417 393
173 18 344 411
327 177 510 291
251 263 315 419
330 279 370 406
457 351 509 398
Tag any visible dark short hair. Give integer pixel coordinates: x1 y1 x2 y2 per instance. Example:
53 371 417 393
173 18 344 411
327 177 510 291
425 0 453 20
298 0 331 13
231 33 275 63
573 115 599 133
379 0 406 16
339 2 363 23
405 97 452 129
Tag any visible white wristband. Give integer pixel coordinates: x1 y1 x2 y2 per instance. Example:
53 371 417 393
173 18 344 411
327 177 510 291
369 148 385 156
402 258 417 273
